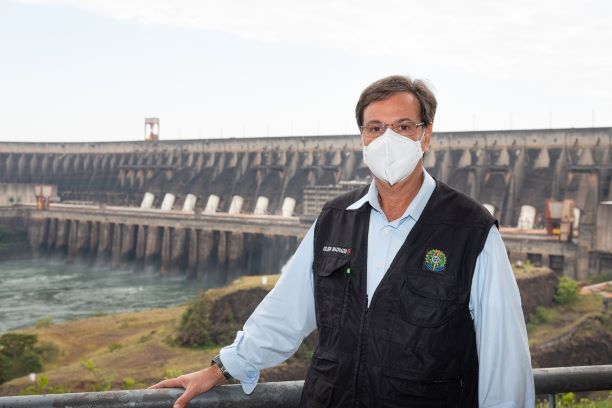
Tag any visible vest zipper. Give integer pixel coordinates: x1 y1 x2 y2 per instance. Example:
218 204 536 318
353 293 369 408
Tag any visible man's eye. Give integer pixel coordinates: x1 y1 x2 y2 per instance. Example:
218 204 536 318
369 125 382 133
399 125 410 131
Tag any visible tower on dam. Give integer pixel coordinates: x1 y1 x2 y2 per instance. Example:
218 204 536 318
0 127 610 281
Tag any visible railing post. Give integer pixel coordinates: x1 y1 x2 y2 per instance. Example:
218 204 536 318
548 394 555 408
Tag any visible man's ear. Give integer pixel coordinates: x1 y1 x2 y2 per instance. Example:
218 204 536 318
422 123 433 153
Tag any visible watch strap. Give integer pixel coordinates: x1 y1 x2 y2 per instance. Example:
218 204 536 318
211 354 232 380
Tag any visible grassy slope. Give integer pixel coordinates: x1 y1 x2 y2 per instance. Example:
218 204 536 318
0 275 280 395
0 270 609 396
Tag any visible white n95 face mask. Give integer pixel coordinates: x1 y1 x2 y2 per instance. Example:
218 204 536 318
362 128 424 186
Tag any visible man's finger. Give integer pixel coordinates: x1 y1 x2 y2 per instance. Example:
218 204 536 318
173 387 199 408
148 378 183 390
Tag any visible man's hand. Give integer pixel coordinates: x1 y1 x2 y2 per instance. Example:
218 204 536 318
148 366 228 408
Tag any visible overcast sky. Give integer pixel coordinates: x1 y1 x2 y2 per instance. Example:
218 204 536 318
1 0 610 142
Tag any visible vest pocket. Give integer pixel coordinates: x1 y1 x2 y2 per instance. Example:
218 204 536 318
302 369 336 408
397 271 458 328
315 256 351 329
379 368 461 408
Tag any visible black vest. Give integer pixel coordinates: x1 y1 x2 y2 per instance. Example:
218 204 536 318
299 180 497 408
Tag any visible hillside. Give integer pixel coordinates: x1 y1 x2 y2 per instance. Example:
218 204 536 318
1 271 610 396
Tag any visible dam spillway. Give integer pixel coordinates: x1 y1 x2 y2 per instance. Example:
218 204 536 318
1 127 611 281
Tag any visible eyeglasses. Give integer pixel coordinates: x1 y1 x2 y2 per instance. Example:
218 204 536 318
360 120 425 140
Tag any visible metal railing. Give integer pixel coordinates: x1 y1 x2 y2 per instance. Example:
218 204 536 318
0 365 610 408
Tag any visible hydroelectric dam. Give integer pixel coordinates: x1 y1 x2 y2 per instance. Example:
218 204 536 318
1 127 611 282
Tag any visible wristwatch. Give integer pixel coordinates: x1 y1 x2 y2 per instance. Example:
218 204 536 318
211 354 233 380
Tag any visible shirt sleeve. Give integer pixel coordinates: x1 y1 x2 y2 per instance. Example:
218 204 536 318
220 222 317 394
469 225 535 407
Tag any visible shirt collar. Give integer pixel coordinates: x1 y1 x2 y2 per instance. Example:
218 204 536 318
346 168 436 224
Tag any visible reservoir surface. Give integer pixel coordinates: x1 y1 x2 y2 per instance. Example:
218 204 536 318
0 259 209 332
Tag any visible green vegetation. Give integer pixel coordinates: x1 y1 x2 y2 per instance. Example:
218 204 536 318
0 334 43 384
176 275 278 347
107 343 123 353
80 358 112 391
18 375 66 396
536 392 612 407
512 262 551 279
588 273 612 285
555 276 581 305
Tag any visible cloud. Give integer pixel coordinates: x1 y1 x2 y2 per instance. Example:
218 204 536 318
13 0 612 110
16 0 612 63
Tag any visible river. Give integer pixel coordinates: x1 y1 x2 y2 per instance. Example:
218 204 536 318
0 259 210 332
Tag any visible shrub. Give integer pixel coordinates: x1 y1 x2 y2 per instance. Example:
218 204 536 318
587 273 612 285
176 288 268 347
123 377 136 389
554 276 580 305
108 343 123 352
0 333 44 384
18 375 66 395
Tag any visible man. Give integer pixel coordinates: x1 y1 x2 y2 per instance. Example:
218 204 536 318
151 75 535 407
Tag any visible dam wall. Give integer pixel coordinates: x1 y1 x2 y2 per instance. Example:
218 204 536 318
1 127 610 280
1 128 609 224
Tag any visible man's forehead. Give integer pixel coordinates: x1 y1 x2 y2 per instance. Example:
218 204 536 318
363 92 421 121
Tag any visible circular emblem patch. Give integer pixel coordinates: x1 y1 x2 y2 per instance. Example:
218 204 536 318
424 249 447 272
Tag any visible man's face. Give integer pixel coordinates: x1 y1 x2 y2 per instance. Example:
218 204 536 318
361 92 432 151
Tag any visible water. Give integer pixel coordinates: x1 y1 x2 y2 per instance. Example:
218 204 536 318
0 259 210 332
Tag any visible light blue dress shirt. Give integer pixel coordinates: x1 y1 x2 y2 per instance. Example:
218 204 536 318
220 169 535 407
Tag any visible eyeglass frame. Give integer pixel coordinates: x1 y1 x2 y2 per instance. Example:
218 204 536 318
359 120 427 142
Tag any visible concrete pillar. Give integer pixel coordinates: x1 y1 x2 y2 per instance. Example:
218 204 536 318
144 226 162 268
17 154 26 179
89 222 99 257
197 230 215 280
505 148 526 226
170 228 186 275
227 232 244 263
55 220 69 254
28 218 48 255
40 155 49 175
111 223 122 268
120 224 136 266
29 155 39 177
438 149 453 183
96 222 112 266
5 154 14 179
73 220 90 260
46 218 57 250
135 225 147 261
51 155 61 174
160 227 172 276
67 222 79 260
187 228 198 279
217 230 227 266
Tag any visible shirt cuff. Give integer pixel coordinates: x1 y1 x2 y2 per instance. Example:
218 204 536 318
219 331 260 395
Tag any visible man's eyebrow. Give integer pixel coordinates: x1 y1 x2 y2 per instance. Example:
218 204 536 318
364 117 416 124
